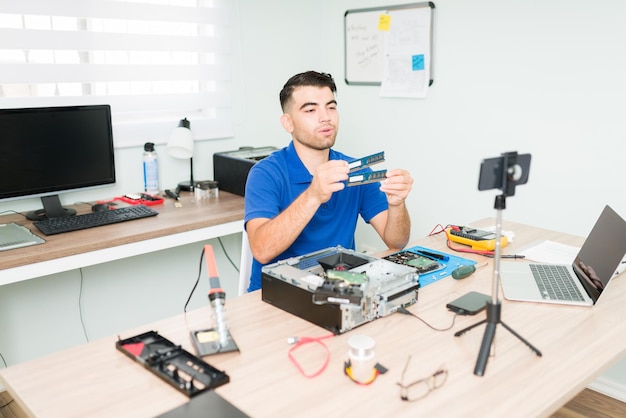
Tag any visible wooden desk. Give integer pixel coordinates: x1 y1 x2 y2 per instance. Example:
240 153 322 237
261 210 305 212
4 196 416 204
2 220 625 417
0 191 245 286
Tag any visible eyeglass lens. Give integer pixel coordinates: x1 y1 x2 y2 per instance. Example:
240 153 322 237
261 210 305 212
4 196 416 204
404 370 447 401
398 358 448 402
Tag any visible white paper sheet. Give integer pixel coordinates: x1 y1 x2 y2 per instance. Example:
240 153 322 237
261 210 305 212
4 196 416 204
518 240 580 264
379 7 431 99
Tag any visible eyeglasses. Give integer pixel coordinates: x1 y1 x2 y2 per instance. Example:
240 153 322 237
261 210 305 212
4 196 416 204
396 356 448 402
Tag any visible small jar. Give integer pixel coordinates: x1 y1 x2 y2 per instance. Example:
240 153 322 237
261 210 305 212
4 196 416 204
194 180 219 200
348 335 376 382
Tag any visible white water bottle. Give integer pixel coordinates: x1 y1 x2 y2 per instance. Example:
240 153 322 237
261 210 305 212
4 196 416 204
143 142 159 195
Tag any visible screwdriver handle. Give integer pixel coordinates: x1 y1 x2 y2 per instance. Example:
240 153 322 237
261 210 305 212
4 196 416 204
451 265 477 280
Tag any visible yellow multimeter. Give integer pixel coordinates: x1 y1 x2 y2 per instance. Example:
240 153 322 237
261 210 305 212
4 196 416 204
445 226 508 251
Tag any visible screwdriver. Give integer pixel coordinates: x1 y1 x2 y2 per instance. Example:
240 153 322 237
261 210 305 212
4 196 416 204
451 262 488 280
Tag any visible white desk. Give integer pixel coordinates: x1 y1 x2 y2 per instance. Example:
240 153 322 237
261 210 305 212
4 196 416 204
2 219 625 417
0 192 245 286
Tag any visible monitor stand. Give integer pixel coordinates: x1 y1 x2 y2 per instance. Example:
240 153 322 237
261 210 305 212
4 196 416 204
26 195 77 221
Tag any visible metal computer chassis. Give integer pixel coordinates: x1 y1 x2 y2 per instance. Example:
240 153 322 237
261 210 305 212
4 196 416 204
261 247 419 334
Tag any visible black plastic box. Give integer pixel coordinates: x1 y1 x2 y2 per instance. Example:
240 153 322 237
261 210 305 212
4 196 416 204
213 146 277 196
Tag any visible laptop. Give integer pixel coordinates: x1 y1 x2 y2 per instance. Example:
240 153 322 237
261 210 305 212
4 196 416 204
157 390 249 418
0 223 45 252
499 205 626 306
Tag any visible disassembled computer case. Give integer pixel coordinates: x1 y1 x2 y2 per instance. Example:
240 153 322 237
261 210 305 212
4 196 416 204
261 246 420 334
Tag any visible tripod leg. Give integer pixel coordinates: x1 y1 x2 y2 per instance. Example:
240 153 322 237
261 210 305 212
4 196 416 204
500 322 543 357
472 300 502 376
474 321 497 376
454 319 486 337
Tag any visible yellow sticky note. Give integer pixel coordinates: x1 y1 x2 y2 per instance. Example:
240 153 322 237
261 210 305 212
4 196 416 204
378 14 391 31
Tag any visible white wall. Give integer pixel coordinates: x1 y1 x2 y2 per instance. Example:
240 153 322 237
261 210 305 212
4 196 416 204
1 0 625 399
322 0 626 244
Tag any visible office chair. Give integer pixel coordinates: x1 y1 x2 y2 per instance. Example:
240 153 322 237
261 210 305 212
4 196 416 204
238 229 252 295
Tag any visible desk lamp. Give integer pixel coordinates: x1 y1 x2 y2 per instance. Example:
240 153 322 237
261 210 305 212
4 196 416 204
167 117 194 192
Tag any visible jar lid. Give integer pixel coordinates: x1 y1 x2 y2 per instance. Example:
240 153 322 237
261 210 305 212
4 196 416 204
195 180 218 190
348 335 375 361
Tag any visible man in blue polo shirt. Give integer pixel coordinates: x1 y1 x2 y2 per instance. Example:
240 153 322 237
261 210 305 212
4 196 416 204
244 71 413 292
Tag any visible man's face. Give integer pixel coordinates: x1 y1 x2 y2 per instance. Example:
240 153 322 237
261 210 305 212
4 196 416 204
281 85 339 151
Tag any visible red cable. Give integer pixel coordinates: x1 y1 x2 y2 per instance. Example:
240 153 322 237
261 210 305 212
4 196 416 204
287 334 334 378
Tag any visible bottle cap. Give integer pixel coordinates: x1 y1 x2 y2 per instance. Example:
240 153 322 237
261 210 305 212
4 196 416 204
144 142 155 152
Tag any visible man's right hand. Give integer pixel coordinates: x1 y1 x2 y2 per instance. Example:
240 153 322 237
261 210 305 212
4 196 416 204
307 160 349 204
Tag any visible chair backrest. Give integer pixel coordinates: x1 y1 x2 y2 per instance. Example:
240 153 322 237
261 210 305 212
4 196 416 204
238 229 252 295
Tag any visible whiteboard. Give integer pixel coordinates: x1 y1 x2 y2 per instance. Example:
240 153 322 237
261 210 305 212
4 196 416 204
344 2 435 86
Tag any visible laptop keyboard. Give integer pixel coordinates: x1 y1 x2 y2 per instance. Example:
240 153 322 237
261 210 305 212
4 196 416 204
530 264 585 302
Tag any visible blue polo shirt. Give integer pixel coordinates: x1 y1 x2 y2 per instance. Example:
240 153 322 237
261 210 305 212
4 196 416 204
244 141 388 292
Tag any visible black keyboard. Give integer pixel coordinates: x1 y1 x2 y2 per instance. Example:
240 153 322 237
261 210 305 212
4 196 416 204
33 205 159 236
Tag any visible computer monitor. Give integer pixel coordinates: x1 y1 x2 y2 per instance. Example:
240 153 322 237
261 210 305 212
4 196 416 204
0 104 116 220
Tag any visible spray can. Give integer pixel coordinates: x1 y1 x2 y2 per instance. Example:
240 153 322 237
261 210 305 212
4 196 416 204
143 142 159 195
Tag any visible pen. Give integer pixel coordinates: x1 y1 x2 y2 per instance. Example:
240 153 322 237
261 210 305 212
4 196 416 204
416 250 449 261
164 189 180 201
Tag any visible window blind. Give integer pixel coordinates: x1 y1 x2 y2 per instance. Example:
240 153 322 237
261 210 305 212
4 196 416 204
0 0 232 148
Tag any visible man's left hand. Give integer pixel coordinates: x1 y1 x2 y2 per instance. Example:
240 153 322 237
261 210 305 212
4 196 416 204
379 169 413 206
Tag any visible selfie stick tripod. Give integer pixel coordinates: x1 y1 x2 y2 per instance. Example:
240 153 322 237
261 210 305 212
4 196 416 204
455 193 542 376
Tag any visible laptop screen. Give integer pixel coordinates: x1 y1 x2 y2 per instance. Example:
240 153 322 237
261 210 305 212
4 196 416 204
573 205 626 301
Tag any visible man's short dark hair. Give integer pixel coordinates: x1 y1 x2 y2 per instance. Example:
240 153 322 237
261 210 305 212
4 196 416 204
279 71 337 112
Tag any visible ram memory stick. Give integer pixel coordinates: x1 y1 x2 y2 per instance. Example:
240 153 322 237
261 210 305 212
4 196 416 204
347 169 387 186
347 151 385 172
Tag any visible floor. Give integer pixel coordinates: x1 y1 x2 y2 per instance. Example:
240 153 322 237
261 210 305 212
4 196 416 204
551 389 626 418
1 388 626 417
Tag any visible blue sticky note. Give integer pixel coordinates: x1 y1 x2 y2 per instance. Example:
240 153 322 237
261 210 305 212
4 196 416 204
412 54 425 71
